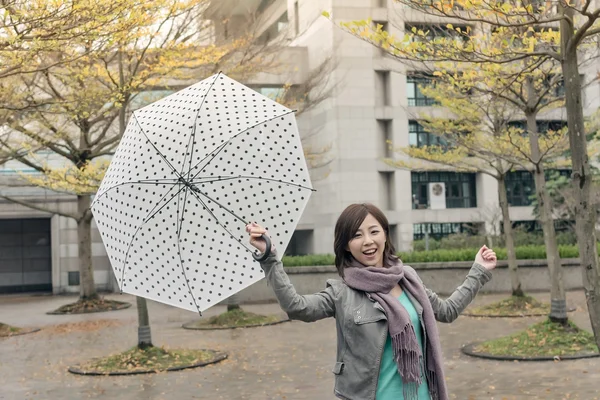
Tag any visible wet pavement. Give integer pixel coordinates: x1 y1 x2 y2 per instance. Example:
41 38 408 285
1 290 599 400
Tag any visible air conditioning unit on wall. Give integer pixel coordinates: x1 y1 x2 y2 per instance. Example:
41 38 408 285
428 182 446 210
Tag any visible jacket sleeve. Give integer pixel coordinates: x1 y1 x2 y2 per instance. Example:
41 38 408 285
423 263 492 323
259 252 338 322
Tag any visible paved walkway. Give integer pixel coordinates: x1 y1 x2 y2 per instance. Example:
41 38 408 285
1 290 599 400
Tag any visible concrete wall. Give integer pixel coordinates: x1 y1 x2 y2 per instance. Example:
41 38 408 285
233 259 586 304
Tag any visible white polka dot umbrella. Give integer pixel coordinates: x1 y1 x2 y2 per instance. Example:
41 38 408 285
91 73 314 314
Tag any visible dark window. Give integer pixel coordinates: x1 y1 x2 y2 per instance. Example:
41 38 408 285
405 24 470 42
544 74 565 99
406 74 438 106
409 121 447 148
411 171 477 209
285 230 313 256
257 0 276 13
413 223 465 240
506 170 534 206
508 120 567 135
257 11 288 44
503 219 574 233
506 169 571 206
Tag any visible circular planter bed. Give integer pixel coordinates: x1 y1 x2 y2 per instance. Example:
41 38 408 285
183 308 290 330
463 295 575 318
48 298 131 315
462 342 600 361
68 346 227 376
461 319 600 361
0 323 40 338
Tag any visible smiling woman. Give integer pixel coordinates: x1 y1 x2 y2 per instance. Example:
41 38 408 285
247 203 498 400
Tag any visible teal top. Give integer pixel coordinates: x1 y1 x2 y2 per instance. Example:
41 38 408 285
376 291 430 400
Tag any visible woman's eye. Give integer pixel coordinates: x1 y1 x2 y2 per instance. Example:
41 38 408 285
371 231 379 235
353 233 361 238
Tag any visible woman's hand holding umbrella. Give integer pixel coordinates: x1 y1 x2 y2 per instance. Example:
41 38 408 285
246 222 273 261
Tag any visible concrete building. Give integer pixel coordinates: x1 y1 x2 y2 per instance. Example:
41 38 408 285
1 0 598 295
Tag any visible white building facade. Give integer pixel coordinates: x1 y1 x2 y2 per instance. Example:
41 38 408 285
1 0 598 294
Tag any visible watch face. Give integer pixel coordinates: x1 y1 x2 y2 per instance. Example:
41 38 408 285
432 183 443 196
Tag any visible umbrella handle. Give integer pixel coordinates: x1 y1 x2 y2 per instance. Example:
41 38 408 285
252 234 272 262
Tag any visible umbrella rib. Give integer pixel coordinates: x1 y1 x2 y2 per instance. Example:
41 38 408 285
190 175 315 192
133 114 184 181
92 180 179 207
186 188 255 254
181 72 221 180
174 187 203 316
188 109 296 180
120 184 186 289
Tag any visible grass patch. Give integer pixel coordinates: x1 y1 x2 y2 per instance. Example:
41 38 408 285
0 323 22 337
467 295 550 316
50 298 130 314
80 346 217 373
190 308 281 329
476 319 599 358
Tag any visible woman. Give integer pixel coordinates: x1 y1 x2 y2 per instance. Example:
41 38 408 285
246 203 497 400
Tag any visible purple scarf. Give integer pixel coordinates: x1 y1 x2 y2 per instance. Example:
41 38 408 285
343 259 448 400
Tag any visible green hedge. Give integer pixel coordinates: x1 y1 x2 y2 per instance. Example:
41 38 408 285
281 243 600 267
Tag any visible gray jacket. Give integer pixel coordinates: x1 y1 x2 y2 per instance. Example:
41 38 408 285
259 254 492 400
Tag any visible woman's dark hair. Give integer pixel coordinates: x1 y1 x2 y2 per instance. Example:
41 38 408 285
334 203 398 277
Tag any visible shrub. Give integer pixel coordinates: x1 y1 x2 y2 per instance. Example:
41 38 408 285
281 243 599 267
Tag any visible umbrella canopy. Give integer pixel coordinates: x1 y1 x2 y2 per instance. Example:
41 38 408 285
91 73 313 314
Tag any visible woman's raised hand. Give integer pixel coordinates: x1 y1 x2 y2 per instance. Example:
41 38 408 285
246 222 271 254
475 245 497 271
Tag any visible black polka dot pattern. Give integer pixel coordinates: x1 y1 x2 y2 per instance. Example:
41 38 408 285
91 73 313 313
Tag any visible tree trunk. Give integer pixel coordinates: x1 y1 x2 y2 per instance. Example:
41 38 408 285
117 49 154 349
525 105 567 324
77 194 98 301
497 174 524 297
226 293 241 312
560 4 600 344
136 296 153 349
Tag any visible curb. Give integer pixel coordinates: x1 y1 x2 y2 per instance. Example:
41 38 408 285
0 328 41 338
461 342 600 362
67 350 228 376
182 318 291 331
463 306 577 318
47 302 132 315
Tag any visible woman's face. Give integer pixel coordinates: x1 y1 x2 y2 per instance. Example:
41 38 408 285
346 213 386 268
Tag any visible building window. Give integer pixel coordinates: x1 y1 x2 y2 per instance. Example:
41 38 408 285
503 219 574 233
406 74 437 106
408 121 446 148
411 171 477 209
505 171 534 206
285 230 313 256
508 120 567 134
405 23 470 42
257 11 289 44
413 223 466 240
257 0 276 13
506 169 571 206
